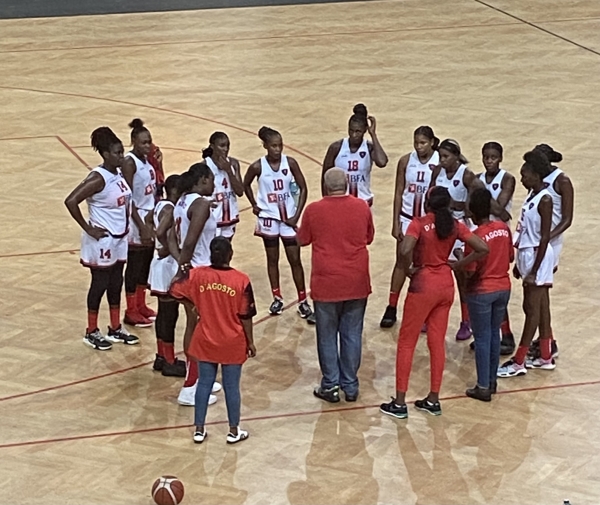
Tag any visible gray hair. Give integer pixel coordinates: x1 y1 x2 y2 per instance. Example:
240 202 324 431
324 167 348 193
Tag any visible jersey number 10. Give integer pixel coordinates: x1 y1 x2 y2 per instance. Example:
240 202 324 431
273 179 284 191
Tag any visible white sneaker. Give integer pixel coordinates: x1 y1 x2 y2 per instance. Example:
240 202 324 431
193 429 207 444
226 428 249 444
177 382 218 406
526 357 556 370
212 382 222 393
497 359 527 378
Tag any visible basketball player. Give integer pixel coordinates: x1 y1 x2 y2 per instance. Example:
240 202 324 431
172 164 220 406
243 126 315 323
380 126 440 328
64 127 139 350
202 132 244 240
148 174 186 377
321 103 388 203
121 119 157 328
497 151 555 377
147 143 165 203
379 187 488 418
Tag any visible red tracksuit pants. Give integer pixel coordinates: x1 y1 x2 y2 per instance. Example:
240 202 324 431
396 285 454 393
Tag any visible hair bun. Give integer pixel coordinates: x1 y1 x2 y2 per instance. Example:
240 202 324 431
535 143 563 163
128 118 145 129
352 103 368 118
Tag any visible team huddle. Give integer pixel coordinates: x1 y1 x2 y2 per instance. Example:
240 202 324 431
64 103 574 425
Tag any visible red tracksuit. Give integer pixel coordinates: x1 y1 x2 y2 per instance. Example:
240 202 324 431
396 214 473 393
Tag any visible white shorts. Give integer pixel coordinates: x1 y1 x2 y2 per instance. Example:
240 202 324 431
217 224 236 239
254 217 296 239
550 235 563 269
516 245 554 287
80 232 128 268
128 208 152 245
148 251 178 296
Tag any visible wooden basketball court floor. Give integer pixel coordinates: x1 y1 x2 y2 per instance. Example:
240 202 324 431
1 0 600 503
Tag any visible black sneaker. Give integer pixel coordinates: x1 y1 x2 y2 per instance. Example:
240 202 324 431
379 305 397 328
490 381 497 394
82 328 112 351
161 358 187 377
313 385 340 403
153 354 166 371
466 385 492 402
269 297 284 315
298 301 315 325
380 399 408 419
414 397 442 416
527 338 559 359
105 325 140 345
344 391 358 402
500 332 516 355
469 340 476 351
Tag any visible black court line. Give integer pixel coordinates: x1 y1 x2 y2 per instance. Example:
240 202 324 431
474 0 600 58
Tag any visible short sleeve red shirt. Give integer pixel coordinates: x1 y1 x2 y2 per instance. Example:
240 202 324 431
464 221 514 294
405 213 473 293
170 266 256 364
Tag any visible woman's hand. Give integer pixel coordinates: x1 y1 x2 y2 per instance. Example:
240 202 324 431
86 226 108 241
247 343 257 358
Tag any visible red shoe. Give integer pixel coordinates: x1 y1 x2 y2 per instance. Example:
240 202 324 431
138 304 157 321
123 310 153 328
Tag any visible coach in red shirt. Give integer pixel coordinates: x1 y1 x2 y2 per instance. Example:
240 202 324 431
453 188 513 402
297 168 374 403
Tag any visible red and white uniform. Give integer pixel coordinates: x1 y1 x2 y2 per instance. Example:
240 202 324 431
148 200 178 295
514 190 554 287
205 157 239 239
80 166 131 268
544 168 564 267
126 151 156 245
335 138 373 204
400 150 439 233
478 169 512 223
254 155 297 238
174 193 217 267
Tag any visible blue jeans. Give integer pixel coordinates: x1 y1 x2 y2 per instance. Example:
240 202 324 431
194 362 242 427
467 290 511 389
314 298 367 396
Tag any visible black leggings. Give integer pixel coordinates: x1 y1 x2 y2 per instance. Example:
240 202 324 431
87 262 125 311
155 299 179 343
124 246 154 294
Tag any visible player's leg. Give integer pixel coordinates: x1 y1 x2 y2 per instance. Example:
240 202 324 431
380 239 406 328
282 233 315 323
124 247 152 327
136 246 156 320
157 298 185 377
83 267 112 350
105 262 139 345
454 269 472 341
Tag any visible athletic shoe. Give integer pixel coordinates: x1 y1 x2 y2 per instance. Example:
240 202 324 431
227 429 249 444
123 311 153 328
528 339 559 360
380 399 408 419
466 385 492 402
161 358 186 377
212 382 222 394
414 398 442 416
306 311 316 325
500 332 516 355
105 326 140 345
313 385 340 403
138 304 157 321
469 340 476 351
153 354 166 371
177 383 217 406
380 306 397 328
455 321 472 341
497 359 527 378
298 301 315 324
82 329 112 351
344 391 358 402
269 297 284 316
193 429 207 444
526 357 556 370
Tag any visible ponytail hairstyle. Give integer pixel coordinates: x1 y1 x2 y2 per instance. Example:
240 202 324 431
90 127 122 156
482 141 503 157
128 118 149 143
258 126 281 144
439 138 469 164
202 131 228 159
533 143 563 163
349 103 368 129
426 186 455 239
414 125 440 150
523 150 552 180
210 236 233 267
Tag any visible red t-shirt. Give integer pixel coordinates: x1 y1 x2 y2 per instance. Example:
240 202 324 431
297 195 374 302
170 266 256 364
464 221 513 294
406 213 473 293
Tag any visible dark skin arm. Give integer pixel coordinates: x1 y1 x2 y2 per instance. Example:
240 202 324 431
461 169 485 217
523 195 553 285
243 161 262 216
285 156 308 228
391 154 409 240
451 234 489 271
491 172 516 222
64 172 108 240
366 116 388 168
121 156 153 244
167 227 180 263
213 155 245 197
321 140 343 196
549 173 574 240
399 235 418 277
178 197 211 266
241 318 256 357
155 204 174 258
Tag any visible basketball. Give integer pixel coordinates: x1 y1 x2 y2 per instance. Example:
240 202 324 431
151 476 185 505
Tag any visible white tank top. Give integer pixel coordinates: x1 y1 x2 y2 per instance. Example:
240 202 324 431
86 166 131 237
126 152 156 211
401 150 439 219
205 157 240 227
514 189 551 249
543 168 563 230
334 138 373 202
174 193 217 267
256 155 296 221
153 200 174 252
478 169 513 221
436 164 468 220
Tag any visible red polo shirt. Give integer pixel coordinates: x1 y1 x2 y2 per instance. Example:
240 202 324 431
297 195 374 302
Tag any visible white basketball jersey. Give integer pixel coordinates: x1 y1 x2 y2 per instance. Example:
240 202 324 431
436 164 468 220
153 200 174 252
514 189 551 249
543 168 563 230
478 169 513 221
126 152 156 211
335 138 373 202
87 166 131 237
256 155 296 221
402 150 439 219
174 193 217 267
205 157 240 227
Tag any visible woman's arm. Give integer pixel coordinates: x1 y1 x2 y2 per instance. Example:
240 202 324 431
178 198 211 266
549 173 574 240
321 140 342 196
391 154 409 240
64 172 108 240
121 156 152 243
287 157 308 227
367 116 388 167
243 161 262 215
155 204 174 255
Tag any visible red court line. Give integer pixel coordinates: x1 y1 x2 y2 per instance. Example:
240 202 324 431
2 378 599 450
0 300 300 403
0 248 78 259
56 135 90 168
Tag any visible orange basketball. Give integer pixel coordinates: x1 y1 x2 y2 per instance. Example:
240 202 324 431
151 475 185 505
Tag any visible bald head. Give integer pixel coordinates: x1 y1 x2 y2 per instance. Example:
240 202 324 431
324 168 348 195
